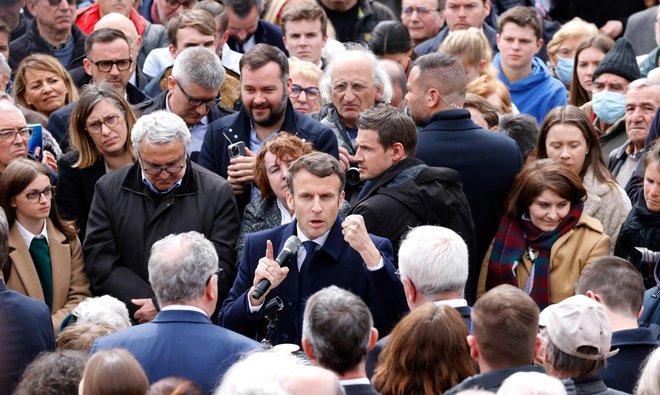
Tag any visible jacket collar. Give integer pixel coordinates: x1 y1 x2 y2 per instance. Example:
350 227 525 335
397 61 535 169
227 99 300 140
356 157 424 203
121 158 198 196
283 218 346 263
152 308 212 324
421 109 482 131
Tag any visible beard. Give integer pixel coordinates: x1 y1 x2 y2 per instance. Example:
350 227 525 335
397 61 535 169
248 92 288 127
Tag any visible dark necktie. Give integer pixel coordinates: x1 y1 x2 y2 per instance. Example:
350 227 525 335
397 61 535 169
29 236 53 310
301 241 317 269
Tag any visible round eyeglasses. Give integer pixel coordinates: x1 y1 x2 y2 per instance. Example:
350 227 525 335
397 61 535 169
24 186 55 203
290 85 320 100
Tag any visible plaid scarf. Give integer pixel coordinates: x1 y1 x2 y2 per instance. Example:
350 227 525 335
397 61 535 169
486 203 583 309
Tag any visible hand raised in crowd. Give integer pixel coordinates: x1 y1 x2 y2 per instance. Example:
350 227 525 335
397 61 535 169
227 147 256 195
342 214 381 268
338 146 354 173
249 240 289 306
36 147 58 174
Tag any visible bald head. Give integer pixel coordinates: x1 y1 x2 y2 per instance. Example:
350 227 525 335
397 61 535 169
282 366 345 395
95 13 141 58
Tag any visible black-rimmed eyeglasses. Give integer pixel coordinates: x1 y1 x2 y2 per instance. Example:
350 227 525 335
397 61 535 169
86 114 123 134
174 78 221 110
24 186 55 203
290 84 320 100
89 58 133 72
139 152 187 175
0 127 33 142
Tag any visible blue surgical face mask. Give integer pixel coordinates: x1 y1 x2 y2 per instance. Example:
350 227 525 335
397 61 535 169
555 57 574 85
592 90 626 125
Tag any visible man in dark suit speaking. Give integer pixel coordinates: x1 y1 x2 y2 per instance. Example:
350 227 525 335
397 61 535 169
91 231 260 393
219 152 408 346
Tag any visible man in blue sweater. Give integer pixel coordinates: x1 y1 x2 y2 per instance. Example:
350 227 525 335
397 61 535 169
494 6 566 124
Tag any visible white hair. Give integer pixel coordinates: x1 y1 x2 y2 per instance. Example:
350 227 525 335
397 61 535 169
398 226 469 297
319 45 392 105
497 372 567 395
131 110 190 151
71 295 131 329
172 46 226 90
215 351 302 395
636 347 660 395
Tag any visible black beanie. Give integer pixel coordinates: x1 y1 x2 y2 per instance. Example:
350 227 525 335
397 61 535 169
592 37 640 83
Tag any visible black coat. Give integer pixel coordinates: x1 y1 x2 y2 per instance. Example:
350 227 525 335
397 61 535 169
55 152 107 243
83 160 240 319
9 20 86 71
226 19 286 54
614 196 660 288
415 110 523 301
351 157 476 263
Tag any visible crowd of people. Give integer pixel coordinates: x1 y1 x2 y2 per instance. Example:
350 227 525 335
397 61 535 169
1 0 660 394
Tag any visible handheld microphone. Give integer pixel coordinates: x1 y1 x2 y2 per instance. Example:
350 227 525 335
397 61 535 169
252 235 302 300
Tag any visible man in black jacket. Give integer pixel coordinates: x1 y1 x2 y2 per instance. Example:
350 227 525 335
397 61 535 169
9 0 86 70
84 110 239 323
350 104 475 261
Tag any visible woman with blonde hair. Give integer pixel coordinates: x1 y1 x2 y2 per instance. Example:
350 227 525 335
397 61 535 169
546 18 598 87
287 57 324 114
439 27 497 83
56 83 137 242
636 346 660 395
13 54 78 118
372 303 475 395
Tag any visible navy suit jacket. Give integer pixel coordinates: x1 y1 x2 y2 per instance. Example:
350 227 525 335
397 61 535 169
219 218 408 346
91 309 260 393
415 110 523 301
226 19 286 54
0 281 55 395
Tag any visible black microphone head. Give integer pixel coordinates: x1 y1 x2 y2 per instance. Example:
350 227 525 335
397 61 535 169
283 235 302 254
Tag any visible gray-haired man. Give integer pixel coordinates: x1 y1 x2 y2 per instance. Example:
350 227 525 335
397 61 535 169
84 111 240 323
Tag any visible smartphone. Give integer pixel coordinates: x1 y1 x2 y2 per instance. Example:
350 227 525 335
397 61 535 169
228 141 247 158
27 124 43 161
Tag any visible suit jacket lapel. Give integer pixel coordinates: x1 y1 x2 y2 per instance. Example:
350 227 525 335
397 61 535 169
8 224 45 302
47 220 71 313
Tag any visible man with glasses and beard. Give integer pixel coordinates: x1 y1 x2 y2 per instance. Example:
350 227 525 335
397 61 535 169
199 44 338 212
84 111 240 324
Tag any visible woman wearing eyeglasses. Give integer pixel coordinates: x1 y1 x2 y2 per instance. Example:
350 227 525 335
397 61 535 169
0 158 91 333
287 57 323 114
55 83 136 242
13 54 78 118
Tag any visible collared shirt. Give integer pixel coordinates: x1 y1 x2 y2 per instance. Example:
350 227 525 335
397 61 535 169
221 43 242 75
141 170 183 194
165 92 209 155
160 304 208 316
276 199 294 225
296 225 331 270
249 123 280 202
16 220 49 248
435 299 468 308
341 378 371 386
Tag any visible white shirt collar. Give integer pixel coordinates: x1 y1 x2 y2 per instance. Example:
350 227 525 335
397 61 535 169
434 299 468 308
276 199 295 225
16 219 48 248
160 304 208 316
340 378 371 386
296 224 330 246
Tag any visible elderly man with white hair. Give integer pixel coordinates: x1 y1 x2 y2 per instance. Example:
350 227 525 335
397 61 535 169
83 110 240 324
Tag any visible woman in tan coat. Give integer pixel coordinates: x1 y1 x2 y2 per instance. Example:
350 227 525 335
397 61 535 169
1 158 90 333
477 160 610 308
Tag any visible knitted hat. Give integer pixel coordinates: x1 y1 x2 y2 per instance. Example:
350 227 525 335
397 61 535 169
592 37 640 83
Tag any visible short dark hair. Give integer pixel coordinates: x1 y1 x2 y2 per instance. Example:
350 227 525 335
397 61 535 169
303 286 373 375
281 3 328 38
575 256 645 318
85 28 130 57
505 159 586 218
166 9 216 47
287 152 345 196
472 285 539 369
240 43 289 84
225 0 263 18
498 6 542 40
368 21 412 56
464 93 498 129
357 104 418 156
498 113 538 161
413 52 467 104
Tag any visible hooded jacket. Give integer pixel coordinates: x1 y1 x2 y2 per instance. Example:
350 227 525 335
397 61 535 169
494 53 567 124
